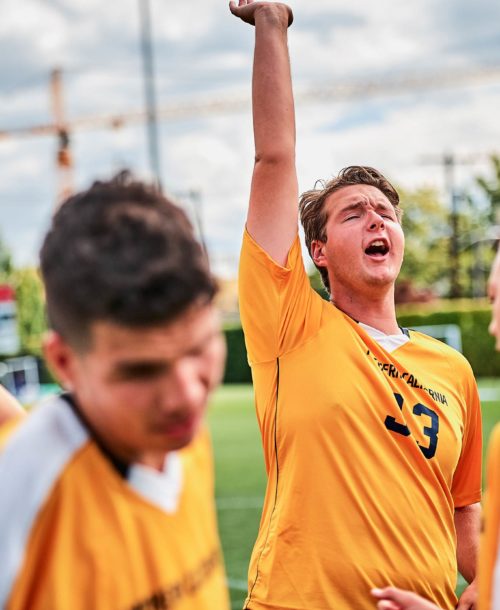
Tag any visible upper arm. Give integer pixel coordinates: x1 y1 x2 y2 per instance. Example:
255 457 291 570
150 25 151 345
247 157 299 265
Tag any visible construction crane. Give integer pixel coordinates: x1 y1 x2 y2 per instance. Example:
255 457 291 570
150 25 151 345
50 68 73 203
1 63 500 204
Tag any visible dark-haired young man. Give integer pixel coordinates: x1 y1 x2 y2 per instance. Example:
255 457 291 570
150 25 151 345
0 174 230 610
230 1 482 609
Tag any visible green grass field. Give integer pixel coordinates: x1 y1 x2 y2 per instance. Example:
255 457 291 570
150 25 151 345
208 381 500 610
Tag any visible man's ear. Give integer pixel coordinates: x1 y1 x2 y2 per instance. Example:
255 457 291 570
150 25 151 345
42 331 78 392
311 240 327 268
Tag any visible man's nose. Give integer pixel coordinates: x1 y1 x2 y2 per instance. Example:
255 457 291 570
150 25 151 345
161 360 204 411
368 211 385 230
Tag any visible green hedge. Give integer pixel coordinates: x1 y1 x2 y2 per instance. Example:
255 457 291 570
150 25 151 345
223 299 500 381
223 326 252 384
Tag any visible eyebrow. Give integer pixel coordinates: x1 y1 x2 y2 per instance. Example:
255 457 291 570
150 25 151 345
108 328 218 380
337 200 394 216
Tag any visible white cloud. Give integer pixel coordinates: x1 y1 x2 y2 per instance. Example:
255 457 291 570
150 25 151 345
0 0 499 279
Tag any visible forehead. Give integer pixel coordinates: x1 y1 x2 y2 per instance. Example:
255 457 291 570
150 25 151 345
327 184 392 214
86 304 219 360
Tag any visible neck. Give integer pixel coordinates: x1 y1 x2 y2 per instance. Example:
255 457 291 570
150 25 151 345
68 393 167 473
331 286 400 335
137 451 168 472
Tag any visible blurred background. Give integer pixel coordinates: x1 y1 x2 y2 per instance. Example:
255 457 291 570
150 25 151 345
2 0 500 395
1 1 500 606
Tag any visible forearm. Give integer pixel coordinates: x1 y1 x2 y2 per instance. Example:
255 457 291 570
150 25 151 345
455 503 481 582
252 4 295 163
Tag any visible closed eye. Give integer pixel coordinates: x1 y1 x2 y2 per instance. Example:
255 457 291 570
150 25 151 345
113 362 168 381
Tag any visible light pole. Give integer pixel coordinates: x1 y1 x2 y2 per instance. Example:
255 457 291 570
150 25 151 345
138 0 162 190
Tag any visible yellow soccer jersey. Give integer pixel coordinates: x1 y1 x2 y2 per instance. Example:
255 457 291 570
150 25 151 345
239 230 482 610
479 424 500 610
0 395 229 610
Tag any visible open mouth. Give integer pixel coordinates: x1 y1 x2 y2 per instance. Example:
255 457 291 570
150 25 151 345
364 239 389 257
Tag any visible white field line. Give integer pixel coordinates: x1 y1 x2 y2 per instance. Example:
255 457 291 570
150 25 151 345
227 577 248 591
479 387 500 402
216 496 264 510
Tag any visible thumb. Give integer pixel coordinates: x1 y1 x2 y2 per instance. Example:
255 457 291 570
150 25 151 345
372 587 410 603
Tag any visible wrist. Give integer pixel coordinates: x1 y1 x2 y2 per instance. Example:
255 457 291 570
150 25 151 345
254 3 293 29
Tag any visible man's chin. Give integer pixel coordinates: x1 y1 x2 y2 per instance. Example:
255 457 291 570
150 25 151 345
164 433 198 452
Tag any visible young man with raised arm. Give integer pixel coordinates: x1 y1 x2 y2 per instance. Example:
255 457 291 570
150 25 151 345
0 173 230 610
230 1 482 609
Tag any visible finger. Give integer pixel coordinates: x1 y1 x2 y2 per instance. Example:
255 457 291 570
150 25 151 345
378 601 401 610
372 587 403 600
372 588 414 605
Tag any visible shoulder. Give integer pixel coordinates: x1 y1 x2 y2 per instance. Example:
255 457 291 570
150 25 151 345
409 329 474 371
0 395 90 506
0 396 90 605
240 228 303 275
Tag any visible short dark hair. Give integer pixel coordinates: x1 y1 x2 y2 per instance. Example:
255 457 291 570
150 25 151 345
40 171 217 350
299 165 402 293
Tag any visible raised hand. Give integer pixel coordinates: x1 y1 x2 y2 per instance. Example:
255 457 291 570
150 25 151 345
229 0 293 27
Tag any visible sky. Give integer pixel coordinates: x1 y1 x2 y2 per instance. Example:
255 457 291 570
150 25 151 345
1 0 500 278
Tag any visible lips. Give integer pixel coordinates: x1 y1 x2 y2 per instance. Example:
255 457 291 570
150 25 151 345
161 414 198 439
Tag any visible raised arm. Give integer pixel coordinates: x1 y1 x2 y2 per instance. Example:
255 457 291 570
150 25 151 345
230 0 298 265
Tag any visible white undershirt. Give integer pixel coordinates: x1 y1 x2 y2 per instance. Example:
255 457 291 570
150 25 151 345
359 322 410 353
128 452 183 514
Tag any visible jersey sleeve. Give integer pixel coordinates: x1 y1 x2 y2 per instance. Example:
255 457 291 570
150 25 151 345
238 229 324 364
450 361 483 507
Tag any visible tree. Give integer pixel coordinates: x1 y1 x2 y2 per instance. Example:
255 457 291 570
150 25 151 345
0 234 13 275
10 268 47 355
0 239 47 355
396 185 449 296
476 154 500 224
